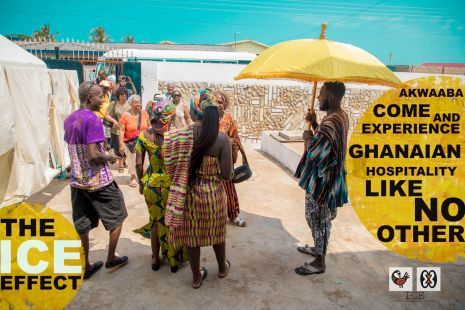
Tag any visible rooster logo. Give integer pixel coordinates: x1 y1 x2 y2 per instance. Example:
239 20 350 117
391 270 410 288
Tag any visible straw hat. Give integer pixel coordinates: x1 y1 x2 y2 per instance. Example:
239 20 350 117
99 80 111 88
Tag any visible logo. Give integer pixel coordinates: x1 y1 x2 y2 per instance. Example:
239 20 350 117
347 76 465 264
389 267 413 291
417 267 441 291
0 203 83 309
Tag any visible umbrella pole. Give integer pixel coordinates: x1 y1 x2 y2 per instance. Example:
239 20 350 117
307 23 326 131
307 81 317 130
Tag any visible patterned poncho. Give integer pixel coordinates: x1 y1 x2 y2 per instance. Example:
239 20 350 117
298 110 349 210
164 126 194 227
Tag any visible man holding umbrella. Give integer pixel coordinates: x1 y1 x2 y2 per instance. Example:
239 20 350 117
233 23 400 275
295 82 349 275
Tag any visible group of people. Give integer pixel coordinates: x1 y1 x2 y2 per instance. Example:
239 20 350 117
65 70 349 287
64 78 254 288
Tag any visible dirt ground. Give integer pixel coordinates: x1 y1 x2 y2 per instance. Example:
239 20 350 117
27 144 465 310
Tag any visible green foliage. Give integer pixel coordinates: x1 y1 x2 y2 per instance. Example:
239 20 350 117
32 23 58 41
89 26 112 43
122 35 135 43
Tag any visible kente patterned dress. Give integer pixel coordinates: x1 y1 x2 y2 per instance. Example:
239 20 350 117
134 133 187 267
170 155 228 248
219 112 241 220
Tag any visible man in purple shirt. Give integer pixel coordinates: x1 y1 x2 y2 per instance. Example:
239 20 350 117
64 81 129 279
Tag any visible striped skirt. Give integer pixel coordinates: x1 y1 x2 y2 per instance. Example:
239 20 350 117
170 156 228 248
224 180 240 220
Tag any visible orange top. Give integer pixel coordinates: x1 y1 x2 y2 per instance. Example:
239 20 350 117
120 110 150 141
219 112 240 164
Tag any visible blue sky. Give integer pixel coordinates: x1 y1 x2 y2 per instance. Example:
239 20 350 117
1 0 464 64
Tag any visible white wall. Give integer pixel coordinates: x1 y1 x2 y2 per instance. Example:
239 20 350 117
138 60 465 107
141 61 159 106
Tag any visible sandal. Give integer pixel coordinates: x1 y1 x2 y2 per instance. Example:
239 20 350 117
233 217 247 227
297 244 317 257
192 267 208 289
129 179 138 187
105 256 129 271
218 260 230 278
295 263 325 276
83 261 103 280
152 255 161 271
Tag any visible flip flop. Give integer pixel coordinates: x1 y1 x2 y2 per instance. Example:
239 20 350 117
151 255 161 271
192 267 208 289
218 260 231 278
297 244 317 257
129 179 138 187
295 263 325 276
233 217 247 227
83 261 103 280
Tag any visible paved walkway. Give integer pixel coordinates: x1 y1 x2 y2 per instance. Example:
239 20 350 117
28 145 465 309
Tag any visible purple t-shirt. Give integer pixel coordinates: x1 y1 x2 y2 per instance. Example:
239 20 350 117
64 108 113 190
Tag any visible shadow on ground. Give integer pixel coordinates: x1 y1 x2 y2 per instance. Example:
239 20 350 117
28 179 69 205
67 210 465 310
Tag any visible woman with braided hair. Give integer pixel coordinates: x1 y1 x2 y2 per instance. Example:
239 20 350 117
215 90 247 227
134 98 187 273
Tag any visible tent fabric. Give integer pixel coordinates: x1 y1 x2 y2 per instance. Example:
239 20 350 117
65 70 80 111
49 70 77 171
0 67 79 207
0 35 46 68
0 37 79 207
0 66 16 204
0 66 15 155
3 66 57 206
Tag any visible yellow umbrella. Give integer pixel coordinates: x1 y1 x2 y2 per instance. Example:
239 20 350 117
235 24 401 118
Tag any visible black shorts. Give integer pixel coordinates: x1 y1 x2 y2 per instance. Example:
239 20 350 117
71 181 128 234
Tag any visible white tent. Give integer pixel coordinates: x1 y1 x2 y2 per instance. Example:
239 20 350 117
0 35 47 68
0 35 79 206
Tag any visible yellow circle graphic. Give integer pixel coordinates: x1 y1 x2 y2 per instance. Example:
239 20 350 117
0 203 84 309
347 76 465 263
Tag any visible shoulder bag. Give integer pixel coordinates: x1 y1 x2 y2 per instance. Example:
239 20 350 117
124 111 141 153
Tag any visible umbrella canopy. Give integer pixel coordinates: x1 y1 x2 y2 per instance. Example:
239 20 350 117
234 37 401 87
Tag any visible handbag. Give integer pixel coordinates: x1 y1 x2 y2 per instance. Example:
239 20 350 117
233 164 252 183
124 136 138 153
103 101 117 128
232 140 252 183
124 111 141 154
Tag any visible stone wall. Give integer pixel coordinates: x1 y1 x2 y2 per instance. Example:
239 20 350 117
159 81 384 141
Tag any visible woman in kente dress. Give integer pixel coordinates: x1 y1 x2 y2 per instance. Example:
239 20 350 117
166 89 233 288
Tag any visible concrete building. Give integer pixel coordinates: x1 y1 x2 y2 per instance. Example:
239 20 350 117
221 39 269 54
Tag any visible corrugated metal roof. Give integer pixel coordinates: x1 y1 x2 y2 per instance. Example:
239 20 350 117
15 41 234 52
103 49 257 61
